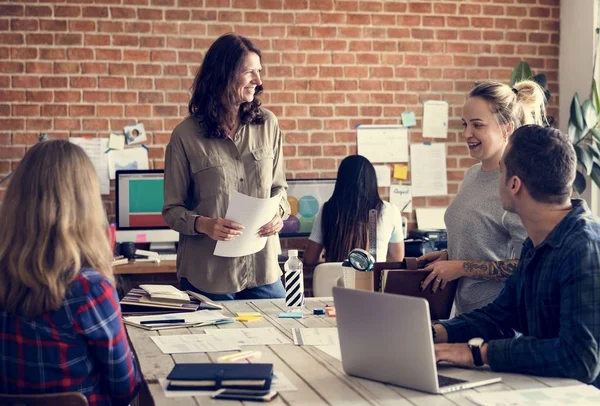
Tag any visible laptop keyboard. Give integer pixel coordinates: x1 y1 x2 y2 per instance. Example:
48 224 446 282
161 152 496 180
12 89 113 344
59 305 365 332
438 374 468 387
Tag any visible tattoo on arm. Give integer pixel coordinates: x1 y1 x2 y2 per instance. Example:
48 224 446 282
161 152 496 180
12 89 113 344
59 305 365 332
462 260 518 281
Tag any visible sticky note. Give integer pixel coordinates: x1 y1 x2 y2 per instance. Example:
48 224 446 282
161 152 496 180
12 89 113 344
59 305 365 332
325 307 336 317
278 312 304 319
393 164 408 180
401 111 416 127
236 312 261 317
313 309 325 315
108 132 125 150
135 234 147 243
235 316 262 322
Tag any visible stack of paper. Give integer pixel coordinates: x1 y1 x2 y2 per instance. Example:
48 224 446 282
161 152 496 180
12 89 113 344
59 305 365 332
139 284 190 304
123 310 234 331
120 288 200 313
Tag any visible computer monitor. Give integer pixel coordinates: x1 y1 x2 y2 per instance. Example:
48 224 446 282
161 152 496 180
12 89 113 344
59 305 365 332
280 179 336 237
115 169 178 251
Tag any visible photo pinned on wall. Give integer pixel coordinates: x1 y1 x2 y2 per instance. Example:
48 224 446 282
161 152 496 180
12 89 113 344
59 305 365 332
124 123 147 145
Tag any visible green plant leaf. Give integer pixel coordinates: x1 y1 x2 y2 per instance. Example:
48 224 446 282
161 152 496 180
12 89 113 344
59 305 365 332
574 170 587 195
591 163 600 190
533 73 547 88
582 99 598 129
511 62 532 86
593 79 600 114
588 141 600 158
591 128 600 144
575 144 594 175
544 89 551 103
570 93 585 131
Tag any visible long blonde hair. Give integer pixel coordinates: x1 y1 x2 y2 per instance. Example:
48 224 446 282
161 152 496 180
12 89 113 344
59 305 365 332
0 140 114 318
469 79 547 129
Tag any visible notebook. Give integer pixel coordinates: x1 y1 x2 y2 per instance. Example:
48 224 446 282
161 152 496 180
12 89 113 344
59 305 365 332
123 310 234 331
166 363 274 391
139 284 190 304
120 288 200 313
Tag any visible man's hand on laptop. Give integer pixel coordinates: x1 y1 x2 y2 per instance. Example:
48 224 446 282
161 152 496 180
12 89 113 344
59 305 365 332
435 343 489 367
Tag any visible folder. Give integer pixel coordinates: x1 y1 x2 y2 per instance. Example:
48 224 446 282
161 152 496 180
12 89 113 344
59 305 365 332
166 363 273 391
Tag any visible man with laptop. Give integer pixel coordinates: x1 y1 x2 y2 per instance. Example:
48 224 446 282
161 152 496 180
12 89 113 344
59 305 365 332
432 125 600 387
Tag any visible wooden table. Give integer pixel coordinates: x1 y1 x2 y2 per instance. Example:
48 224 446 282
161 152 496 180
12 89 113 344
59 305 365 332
126 298 581 406
114 261 178 298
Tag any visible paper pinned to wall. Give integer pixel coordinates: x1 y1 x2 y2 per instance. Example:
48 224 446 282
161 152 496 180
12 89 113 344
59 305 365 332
410 143 448 197
373 165 391 187
393 164 408 180
422 100 448 139
69 137 110 195
108 132 125 150
356 125 409 163
401 111 416 127
107 147 149 180
390 185 412 213
415 208 446 230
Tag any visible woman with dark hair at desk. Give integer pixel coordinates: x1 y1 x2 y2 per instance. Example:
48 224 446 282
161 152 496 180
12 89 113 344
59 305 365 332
419 80 547 314
162 33 290 300
304 155 405 265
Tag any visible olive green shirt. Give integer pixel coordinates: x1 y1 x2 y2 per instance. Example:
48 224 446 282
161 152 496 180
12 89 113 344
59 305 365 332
162 108 290 294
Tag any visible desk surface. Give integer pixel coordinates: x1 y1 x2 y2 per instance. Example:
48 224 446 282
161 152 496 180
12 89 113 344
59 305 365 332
126 298 580 406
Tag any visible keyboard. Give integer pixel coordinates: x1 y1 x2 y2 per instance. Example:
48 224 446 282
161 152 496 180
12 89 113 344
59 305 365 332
158 253 177 261
438 374 468 388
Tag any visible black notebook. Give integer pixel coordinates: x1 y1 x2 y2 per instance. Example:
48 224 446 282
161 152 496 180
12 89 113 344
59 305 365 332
166 363 274 391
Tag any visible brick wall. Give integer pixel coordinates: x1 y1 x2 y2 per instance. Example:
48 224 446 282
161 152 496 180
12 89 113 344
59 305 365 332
0 0 560 242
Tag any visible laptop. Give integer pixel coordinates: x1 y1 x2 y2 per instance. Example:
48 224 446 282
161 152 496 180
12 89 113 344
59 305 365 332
332 287 502 394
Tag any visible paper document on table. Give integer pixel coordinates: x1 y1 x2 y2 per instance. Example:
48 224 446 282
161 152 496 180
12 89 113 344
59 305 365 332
292 328 339 346
69 137 110 195
416 208 446 229
124 310 232 330
203 327 290 345
356 125 409 163
150 334 240 354
214 190 281 257
467 384 600 406
315 345 342 361
373 165 391 187
410 143 447 197
423 100 448 139
158 370 297 398
390 185 412 213
107 147 149 180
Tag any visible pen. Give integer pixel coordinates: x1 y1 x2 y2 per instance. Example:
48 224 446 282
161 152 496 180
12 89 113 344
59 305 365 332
140 319 186 325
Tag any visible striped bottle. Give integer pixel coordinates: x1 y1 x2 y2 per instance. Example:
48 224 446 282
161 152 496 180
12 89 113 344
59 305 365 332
284 250 304 309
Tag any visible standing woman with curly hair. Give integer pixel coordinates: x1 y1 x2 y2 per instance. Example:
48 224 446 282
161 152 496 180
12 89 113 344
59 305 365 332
163 33 290 300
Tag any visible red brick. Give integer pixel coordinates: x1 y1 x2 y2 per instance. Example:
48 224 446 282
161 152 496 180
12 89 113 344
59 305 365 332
70 20 96 32
12 76 40 89
83 6 109 18
56 6 81 17
70 77 97 89
83 119 109 131
42 104 68 116
25 91 51 103
11 19 38 31
70 105 95 116
111 7 136 18
41 20 67 32
0 5 23 17
54 119 81 131
0 146 26 159
68 48 95 60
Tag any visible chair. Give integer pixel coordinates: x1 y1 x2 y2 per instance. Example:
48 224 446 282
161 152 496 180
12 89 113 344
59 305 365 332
312 262 345 297
0 392 88 406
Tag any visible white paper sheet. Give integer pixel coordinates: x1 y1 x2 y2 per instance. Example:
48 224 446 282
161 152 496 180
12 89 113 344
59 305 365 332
315 345 342 361
124 310 231 329
69 137 110 195
203 328 290 345
214 190 281 257
422 100 448 139
150 334 240 354
356 125 409 163
158 370 297 398
292 328 339 346
467 384 600 406
415 208 446 230
107 147 149 180
390 185 412 213
373 165 391 187
410 143 448 197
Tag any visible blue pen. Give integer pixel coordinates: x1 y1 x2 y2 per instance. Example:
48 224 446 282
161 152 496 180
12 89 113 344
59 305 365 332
140 319 185 325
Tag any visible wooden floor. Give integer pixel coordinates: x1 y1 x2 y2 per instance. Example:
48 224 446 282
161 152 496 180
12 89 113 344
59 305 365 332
126 297 581 406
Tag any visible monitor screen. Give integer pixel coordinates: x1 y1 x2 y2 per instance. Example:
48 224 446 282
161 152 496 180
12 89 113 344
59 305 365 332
115 170 178 247
280 179 336 238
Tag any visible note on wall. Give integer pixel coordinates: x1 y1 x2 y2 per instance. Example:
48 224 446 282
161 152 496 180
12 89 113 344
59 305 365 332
422 100 449 139
69 137 110 195
107 147 149 180
393 164 408 180
410 143 448 197
415 208 446 230
374 165 391 187
390 185 412 213
356 125 409 163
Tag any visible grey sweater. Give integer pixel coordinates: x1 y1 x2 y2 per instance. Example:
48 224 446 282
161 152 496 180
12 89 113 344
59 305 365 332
444 164 527 314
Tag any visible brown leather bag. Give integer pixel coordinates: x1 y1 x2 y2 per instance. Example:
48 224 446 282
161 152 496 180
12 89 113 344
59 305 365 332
373 258 458 321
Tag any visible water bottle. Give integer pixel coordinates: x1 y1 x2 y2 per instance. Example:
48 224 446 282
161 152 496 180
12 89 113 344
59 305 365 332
284 249 304 309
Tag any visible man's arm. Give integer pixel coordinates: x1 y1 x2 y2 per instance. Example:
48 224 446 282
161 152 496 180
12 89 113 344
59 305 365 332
485 241 600 383
462 259 519 281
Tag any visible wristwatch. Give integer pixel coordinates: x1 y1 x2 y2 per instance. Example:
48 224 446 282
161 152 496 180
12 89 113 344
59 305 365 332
468 337 485 367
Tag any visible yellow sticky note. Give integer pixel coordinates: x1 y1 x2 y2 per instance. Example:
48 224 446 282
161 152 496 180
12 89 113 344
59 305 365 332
393 164 408 180
235 316 262 322
236 312 261 317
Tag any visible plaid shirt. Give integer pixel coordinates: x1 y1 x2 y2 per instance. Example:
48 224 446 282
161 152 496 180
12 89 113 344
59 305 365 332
441 199 600 387
0 268 140 405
